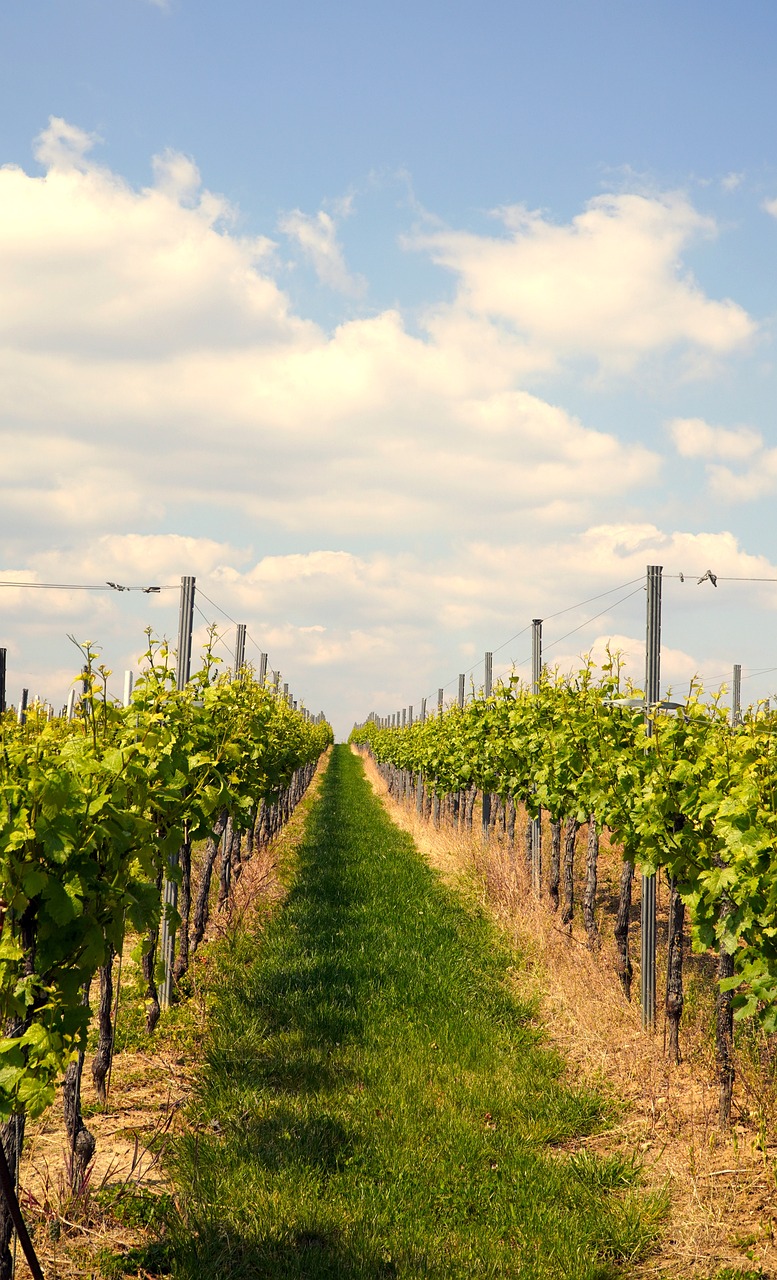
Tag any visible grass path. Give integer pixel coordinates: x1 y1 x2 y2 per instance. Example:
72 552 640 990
164 745 663 1279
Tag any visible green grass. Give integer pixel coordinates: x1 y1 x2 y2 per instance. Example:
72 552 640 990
142 746 665 1278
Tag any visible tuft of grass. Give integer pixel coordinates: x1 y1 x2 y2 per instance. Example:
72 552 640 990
567 1147 643 1190
159 746 665 1278
95 1239 173 1277
93 1185 174 1232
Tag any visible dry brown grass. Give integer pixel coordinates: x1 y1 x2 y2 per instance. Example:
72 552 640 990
13 749 332 1279
355 747 777 1280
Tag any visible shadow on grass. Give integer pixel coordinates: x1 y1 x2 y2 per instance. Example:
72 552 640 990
166 1225 405 1280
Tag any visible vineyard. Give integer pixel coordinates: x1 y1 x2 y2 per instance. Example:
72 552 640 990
0 567 776 1277
349 652 777 1133
0 630 332 1278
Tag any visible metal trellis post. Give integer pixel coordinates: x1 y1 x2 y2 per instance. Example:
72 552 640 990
641 565 662 1031
482 652 493 838
531 619 543 896
732 664 741 727
234 624 246 679
161 575 196 1010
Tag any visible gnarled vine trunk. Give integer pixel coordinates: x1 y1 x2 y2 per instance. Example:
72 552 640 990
173 825 192 984
63 1050 95 1194
716 899 736 1128
192 808 228 949
665 876 685 1063
561 816 578 927
614 859 634 1000
583 815 600 949
64 981 95 1193
0 1116 26 1280
548 818 561 911
143 872 163 1033
92 949 114 1104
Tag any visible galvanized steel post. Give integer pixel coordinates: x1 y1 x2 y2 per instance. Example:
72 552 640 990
641 565 662 1030
531 619 543 896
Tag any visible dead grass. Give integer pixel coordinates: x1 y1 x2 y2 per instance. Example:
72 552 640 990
355 747 777 1280
13 749 332 1280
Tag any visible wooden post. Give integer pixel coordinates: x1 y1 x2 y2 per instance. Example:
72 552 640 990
234 624 246 679
259 653 268 685
161 575 196 1010
402 709 406 728
123 671 134 707
438 687 444 714
458 674 465 709
17 689 28 727
641 565 662 1031
0 648 5 714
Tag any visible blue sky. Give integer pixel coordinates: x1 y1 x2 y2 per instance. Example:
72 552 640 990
2 0 777 735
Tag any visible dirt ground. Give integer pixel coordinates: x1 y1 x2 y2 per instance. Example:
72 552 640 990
356 748 777 1280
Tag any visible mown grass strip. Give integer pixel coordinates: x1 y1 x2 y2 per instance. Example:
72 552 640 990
161 745 665 1279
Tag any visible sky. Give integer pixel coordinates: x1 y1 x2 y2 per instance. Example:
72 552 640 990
2 0 777 738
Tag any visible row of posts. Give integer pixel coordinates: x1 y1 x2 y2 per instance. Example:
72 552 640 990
159 576 325 1005
2 576 324 1012
374 565 753 1035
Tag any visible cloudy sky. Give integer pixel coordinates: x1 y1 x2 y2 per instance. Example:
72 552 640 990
2 0 777 736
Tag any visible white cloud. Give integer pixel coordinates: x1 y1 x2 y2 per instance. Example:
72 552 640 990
34 117 100 172
0 124 769 733
279 206 366 296
411 192 755 372
0 127 663 545
151 149 203 205
668 417 777 502
669 416 763 461
706 454 777 502
764 197 777 218
0 118 295 358
721 172 744 193
10 524 773 735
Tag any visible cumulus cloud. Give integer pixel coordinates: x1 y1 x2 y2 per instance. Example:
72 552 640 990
0 118 295 358
34 117 100 172
0 125 663 547
411 192 755 372
279 205 366 295
10 524 774 735
668 417 777 501
669 417 762 461
0 124 767 731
